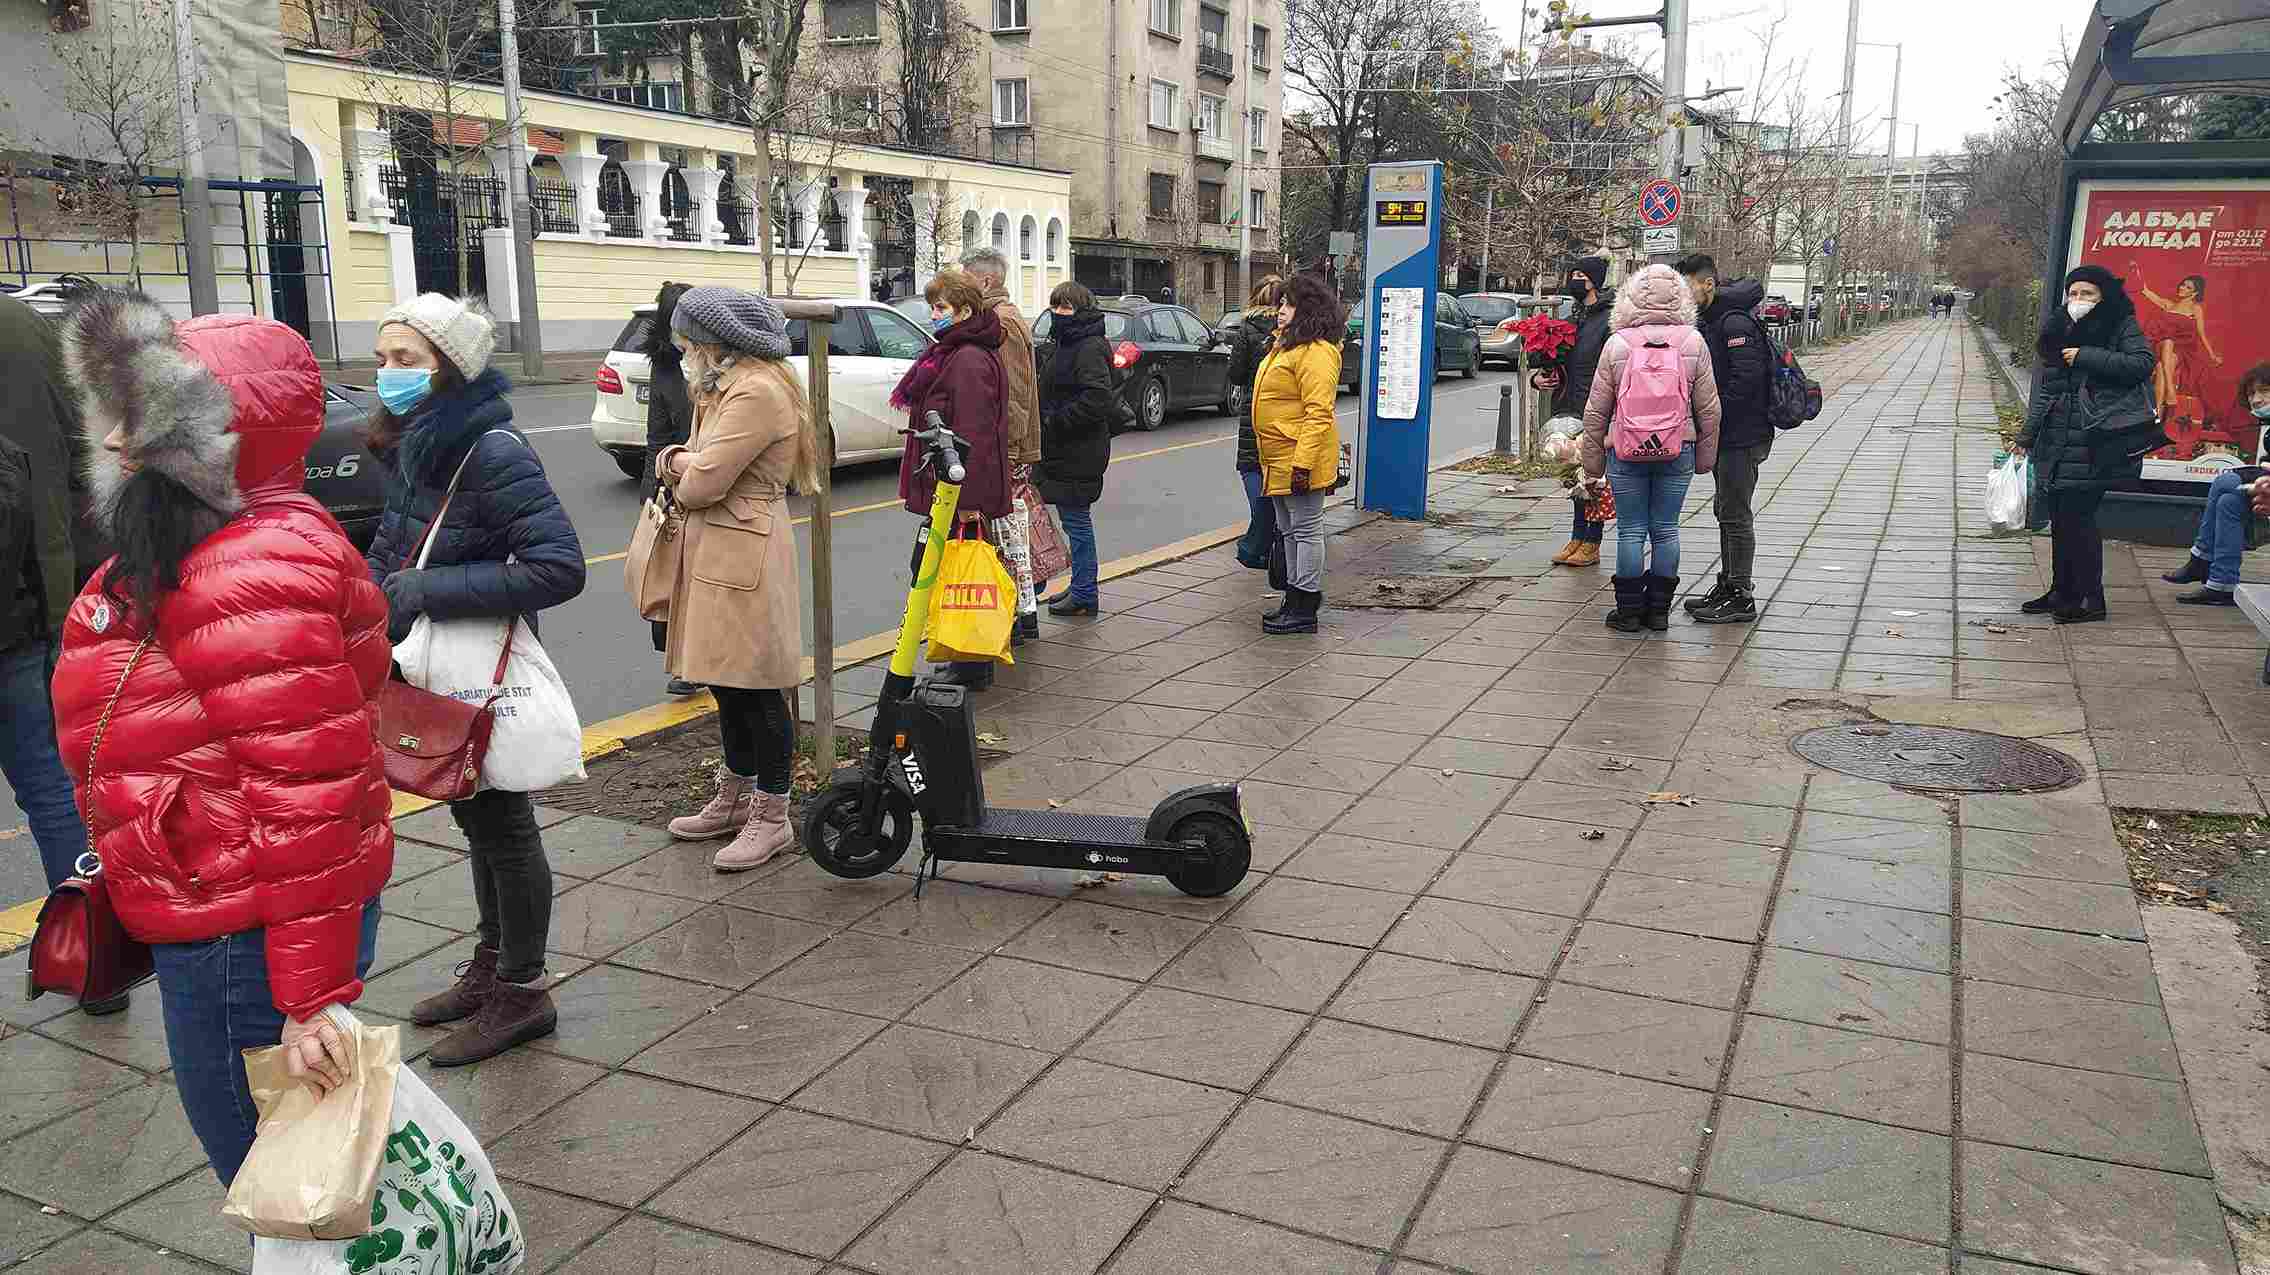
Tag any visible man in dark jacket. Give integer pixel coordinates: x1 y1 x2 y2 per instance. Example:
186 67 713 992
1550 256 1615 566
1036 283 1115 615
0 294 99 926
1679 254 1775 623
1230 280 1282 575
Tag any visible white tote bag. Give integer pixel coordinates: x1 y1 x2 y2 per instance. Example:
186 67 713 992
392 431 586 793
251 1011 526 1275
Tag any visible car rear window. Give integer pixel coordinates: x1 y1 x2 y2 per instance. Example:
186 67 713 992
612 314 654 353
1034 312 1132 341
1461 296 1519 324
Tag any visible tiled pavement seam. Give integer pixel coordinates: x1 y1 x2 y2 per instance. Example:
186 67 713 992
0 318 2237 1275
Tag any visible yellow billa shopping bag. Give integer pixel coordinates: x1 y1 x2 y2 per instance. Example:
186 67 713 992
926 534 1017 665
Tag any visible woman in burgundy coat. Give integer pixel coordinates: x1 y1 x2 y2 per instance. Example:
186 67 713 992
894 268 1011 688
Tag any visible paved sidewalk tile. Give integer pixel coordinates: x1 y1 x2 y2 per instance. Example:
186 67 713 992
2 321 2245 1274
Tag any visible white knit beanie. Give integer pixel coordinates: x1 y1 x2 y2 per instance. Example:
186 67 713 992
380 293 497 381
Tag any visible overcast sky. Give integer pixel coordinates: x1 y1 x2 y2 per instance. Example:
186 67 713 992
1478 0 2085 158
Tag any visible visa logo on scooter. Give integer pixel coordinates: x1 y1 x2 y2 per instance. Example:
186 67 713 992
937 581 1003 612
901 753 927 796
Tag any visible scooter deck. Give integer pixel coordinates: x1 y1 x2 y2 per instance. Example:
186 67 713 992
973 808 1152 841
922 807 1200 875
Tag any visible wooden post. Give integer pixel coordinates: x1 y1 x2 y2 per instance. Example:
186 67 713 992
779 300 841 778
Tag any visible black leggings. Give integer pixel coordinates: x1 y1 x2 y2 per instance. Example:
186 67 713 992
448 788 551 985
714 685 794 793
2045 488 2106 605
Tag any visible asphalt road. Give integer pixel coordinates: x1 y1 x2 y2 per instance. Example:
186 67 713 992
0 365 1528 908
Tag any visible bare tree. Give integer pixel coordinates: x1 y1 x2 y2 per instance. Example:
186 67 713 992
360 0 505 298
48 0 191 289
878 0 978 156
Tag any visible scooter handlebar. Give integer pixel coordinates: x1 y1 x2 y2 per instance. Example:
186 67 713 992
904 414 966 484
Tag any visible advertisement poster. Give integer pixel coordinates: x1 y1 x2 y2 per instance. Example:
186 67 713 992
2067 179 2270 485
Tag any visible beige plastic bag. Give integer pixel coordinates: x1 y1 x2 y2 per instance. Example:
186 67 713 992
223 1007 400 1241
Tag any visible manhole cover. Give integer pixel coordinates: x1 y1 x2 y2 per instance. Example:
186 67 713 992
1338 576 1478 609
1790 724 2084 793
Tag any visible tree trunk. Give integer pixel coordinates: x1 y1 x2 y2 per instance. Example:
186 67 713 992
756 127 776 293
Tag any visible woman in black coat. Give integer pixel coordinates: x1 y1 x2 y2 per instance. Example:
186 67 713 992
640 283 698 694
2014 264 2159 624
1037 282 1114 615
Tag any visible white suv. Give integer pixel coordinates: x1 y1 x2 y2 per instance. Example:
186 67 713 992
589 298 934 478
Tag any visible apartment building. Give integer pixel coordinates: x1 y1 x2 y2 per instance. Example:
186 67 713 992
952 0 1287 316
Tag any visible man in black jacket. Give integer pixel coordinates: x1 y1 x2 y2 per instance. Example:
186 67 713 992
0 293 99 929
1549 256 1617 567
1679 254 1774 623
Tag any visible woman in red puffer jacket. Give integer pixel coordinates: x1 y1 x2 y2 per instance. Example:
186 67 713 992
48 293 394 1189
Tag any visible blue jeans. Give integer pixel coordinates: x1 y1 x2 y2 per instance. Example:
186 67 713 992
153 901 381 1187
1057 501 1100 603
2191 470 2249 590
1 638 88 891
1236 470 1278 566
1606 449 1696 579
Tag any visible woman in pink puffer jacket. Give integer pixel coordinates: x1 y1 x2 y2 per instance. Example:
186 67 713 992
1581 263 1723 632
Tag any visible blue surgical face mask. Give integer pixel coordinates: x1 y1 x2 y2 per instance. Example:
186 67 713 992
931 315 953 334
2252 403 2270 421
375 366 434 415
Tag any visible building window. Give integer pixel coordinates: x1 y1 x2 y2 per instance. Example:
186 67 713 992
993 0 1027 30
1148 173 1175 219
599 82 684 111
993 78 1029 126
1198 4 1226 50
1203 260 1216 291
1196 180 1223 223
1248 107 1267 150
826 89 880 132
1149 0 1179 38
574 5 603 56
1248 188 1266 227
1197 93 1226 140
1019 216 1035 261
1147 79 1180 130
1251 24 1270 69
823 0 878 41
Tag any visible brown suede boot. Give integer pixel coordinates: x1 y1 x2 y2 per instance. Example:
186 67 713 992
1548 539 1580 565
429 976 557 1067
714 791 793 873
1564 542 1600 568
410 944 498 1026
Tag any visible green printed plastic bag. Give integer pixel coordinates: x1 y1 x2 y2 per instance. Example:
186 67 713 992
253 1046 524 1275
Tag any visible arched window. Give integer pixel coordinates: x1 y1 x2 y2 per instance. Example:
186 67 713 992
1045 217 1063 263
1018 215 1036 261
961 209 980 255
663 168 695 242
598 160 638 238
991 211 1009 250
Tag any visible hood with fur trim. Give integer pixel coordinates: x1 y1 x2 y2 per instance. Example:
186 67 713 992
1610 264 1698 331
63 295 323 535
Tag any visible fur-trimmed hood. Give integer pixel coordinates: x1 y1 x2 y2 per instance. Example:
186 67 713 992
2037 263 2138 362
62 293 323 533
1611 264 1698 331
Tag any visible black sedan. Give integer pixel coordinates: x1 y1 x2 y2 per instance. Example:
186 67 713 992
1033 300 1237 431
309 381 387 550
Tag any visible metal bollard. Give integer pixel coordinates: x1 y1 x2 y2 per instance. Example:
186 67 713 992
1495 384 1514 455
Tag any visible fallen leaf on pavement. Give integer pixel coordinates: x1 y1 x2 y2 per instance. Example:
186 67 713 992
1579 828 1606 841
2149 881 2198 898
976 732 1007 745
1642 791 1697 806
1598 758 1635 772
1047 799 1064 809
2206 900 2235 914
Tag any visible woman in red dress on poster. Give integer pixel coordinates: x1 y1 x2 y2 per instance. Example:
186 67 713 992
2130 266 2225 428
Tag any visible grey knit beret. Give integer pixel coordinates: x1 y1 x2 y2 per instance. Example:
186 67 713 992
671 287 790 359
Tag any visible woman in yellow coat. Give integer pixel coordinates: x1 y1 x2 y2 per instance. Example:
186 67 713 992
654 288 822 872
1250 270 1344 634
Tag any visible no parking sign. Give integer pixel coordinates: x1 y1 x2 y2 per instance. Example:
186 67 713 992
1640 179 1682 228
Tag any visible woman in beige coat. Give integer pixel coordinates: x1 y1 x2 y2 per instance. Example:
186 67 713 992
654 288 822 871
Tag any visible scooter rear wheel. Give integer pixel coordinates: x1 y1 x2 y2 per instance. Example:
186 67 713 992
1163 810 1251 898
803 778 915 879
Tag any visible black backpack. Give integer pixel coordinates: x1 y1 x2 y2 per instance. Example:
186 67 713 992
1759 324 1823 429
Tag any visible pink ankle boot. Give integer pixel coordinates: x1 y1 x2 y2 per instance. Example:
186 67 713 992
670 769 755 841
714 791 793 872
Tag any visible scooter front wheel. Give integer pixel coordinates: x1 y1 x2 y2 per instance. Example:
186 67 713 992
803 778 915 879
1163 810 1251 898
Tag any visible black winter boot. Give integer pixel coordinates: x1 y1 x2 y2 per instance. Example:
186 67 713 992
1643 575 1679 631
1685 574 1733 615
1264 587 1320 634
1605 576 1646 633
1694 579 1757 625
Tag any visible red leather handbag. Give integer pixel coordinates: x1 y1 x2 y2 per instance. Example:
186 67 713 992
27 635 155 1003
374 628 512 801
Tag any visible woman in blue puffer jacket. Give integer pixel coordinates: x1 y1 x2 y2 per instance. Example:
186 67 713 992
361 293 586 1067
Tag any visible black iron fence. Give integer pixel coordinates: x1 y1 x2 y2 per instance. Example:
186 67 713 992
667 199 701 243
529 178 578 234
377 167 505 299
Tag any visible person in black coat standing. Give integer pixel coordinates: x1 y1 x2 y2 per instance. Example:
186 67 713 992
2014 264 2158 624
1550 257 1616 566
1037 282 1115 615
1679 255 1774 623
1230 275 1283 575
362 293 586 1066
640 282 699 696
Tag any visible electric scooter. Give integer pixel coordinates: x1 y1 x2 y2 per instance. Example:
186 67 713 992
800 416 1252 896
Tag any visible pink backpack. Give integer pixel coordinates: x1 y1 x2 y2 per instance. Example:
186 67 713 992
1610 324 1693 461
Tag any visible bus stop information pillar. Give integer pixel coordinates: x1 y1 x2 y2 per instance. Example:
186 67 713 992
1355 161 1444 521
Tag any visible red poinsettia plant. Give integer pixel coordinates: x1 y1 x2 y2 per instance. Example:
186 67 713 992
1506 313 1578 360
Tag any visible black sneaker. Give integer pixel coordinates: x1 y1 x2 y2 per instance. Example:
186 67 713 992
1694 590 1757 625
2163 556 2210 585
2177 587 2237 606
2018 592 2065 615
1684 576 1733 615
2053 603 2108 625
